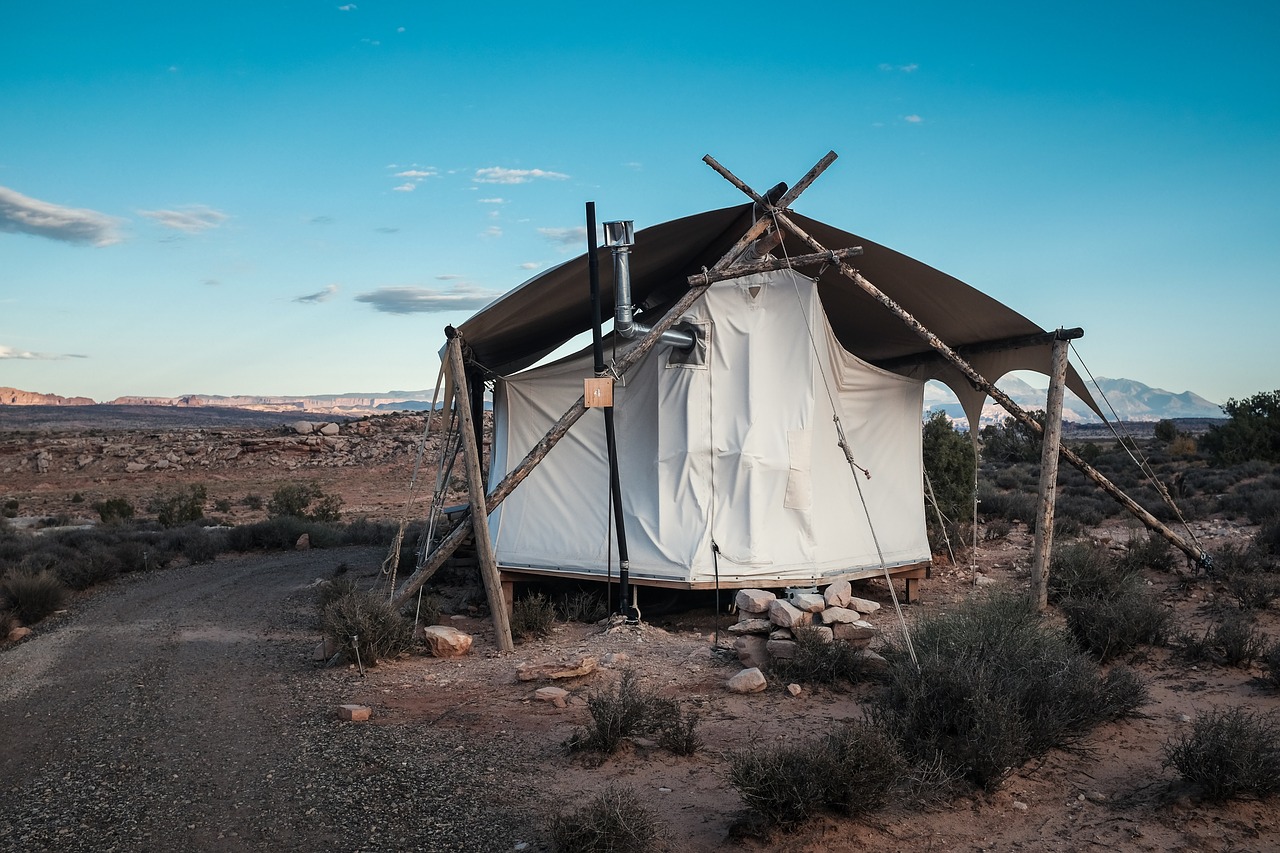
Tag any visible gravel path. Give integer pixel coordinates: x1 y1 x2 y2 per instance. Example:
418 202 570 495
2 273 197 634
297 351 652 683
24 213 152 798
0 548 545 852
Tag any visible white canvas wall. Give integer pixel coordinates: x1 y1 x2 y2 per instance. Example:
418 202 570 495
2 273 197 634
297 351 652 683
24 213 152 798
487 269 930 585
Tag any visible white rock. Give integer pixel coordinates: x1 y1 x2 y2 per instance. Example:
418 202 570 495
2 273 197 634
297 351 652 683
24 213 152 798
786 683 802 696
535 687 569 708
767 598 812 629
819 606 859 624
422 626 473 658
292 420 315 435
735 588 775 614
319 423 340 436
823 579 853 609
790 593 826 613
847 596 882 614
727 667 767 694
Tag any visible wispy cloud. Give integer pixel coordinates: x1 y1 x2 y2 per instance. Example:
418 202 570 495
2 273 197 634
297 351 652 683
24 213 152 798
904 114 923 124
338 3 357 10
483 225 503 238
392 183 416 192
396 169 436 179
0 344 88 360
294 284 338 304
474 167 569 185
311 215 334 225
538 226 587 247
0 185 124 247
355 284 500 315
139 204 229 233
518 262 540 270
478 198 507 204
436 274 463 280
388 165 437 192
879 62 919 72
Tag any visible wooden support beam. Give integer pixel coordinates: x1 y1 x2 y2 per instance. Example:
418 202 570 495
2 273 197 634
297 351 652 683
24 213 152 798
392 280 716 609
872 327 1085 372
687 246 863 287
768 209 1209 567
1031 336 1069 610
447 334 514 652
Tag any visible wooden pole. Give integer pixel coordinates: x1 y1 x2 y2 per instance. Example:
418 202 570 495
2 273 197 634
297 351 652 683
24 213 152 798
392 280 715 608
1030 335 1070 609
446 334 514 652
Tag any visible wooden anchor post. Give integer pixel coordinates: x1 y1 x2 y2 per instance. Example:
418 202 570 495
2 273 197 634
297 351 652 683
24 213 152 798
445 332 513 652
1031 332 1071 610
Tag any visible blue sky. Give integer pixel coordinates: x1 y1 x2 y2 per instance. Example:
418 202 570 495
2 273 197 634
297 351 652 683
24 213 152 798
2 1 1277 404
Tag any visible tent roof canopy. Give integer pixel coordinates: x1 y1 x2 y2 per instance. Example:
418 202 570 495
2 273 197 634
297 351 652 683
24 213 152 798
457 202 1097 422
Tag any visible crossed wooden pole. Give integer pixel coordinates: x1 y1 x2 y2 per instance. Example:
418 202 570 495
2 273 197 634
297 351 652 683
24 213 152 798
395 151 1207 642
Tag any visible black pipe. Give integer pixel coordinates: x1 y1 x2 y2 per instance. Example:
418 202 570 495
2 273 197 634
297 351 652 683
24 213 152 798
586 202 635 621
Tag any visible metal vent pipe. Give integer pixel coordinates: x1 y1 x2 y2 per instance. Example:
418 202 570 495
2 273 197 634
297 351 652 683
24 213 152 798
604 220 696 350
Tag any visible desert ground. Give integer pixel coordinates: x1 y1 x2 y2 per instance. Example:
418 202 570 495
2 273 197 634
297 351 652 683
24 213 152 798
2 408 1279 851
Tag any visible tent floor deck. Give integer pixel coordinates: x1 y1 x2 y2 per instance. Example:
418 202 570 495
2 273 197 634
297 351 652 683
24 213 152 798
497 561 930 613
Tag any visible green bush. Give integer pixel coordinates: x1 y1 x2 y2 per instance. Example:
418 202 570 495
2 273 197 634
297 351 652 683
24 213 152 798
547 783 664 853
1060 589 1170 661
1201 389 1280 465
1178 613 1267 667
871 591 1147 789
980 413 1044 464
511 591 557 641
565 670 686 756
267 482 342 522
93 497 134 524
728 721 905 828
148 484 207 528
768 625 870 686
321 589 412 666
1049 542 1141 603
923 411 976 525
1164 708 1280 801
0 570 68 625
1263 641 1280 689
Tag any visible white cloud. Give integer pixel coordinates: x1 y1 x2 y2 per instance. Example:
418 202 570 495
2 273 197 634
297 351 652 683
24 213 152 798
478 198 507 204
623 161 643 171
0 344 87 360
904 114 923 123
138 204 229 234
518 262 540 270
483 225 503 237
397 26 405 33
879 62 919 72
474 167 569 185
0 185 124 246
338 4 357 10
435 274 463 280
392 183 416 192
294 284 338 305
537 226 587 247
355 284 500 315
396 169 437 178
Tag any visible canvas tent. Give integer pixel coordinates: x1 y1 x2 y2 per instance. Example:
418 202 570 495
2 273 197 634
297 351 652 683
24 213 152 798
455 203 1100 590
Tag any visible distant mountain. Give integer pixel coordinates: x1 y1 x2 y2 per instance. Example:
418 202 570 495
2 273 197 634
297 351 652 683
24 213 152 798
924 377 1223 426
3 377 1223 425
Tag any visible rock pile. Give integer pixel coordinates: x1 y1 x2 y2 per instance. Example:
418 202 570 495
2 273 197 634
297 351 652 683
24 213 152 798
726 580 882 692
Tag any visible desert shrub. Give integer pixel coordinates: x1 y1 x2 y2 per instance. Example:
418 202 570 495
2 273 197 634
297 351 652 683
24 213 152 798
980 413 1044 465
93 497 135 524
212 498 233 514
977 485 1035 523
55 548 123 591
224 517 339 551
2 498 19 518
147 484 207 528
321 589 412 666
1059 589 1170 661
871 591 1147 789
1118 533 1177 573
1164 708 1280 801
1263 641 1280 689
565 670 684 755
1178 613 1267 667
267 482 342 522
242 494 263 510
768 625 870 686
983 519 1012 541
1049 542 1140 603
1053 515 1085 540
340 518 399 546
655 705 702 756
165 524 226 564
728 721 905 828
1212 544 1280 610
0 570 67 625
1055 492 1113 526
511 591 557 641
0 609 17 638
547 783 664 853
555 590 609 623
315 576 360 616
1258 518 1280 556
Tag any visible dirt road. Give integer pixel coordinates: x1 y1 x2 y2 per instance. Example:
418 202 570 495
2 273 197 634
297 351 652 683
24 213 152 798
0 547 542 852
